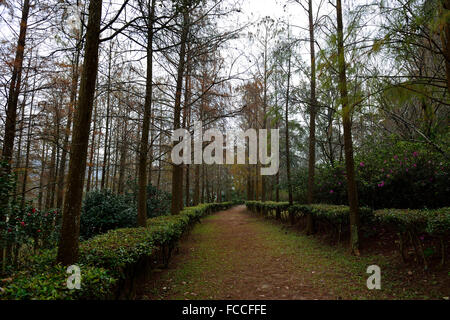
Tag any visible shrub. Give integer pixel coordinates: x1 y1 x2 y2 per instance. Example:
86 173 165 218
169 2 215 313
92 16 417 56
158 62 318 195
1 249 115 300
374 207 450 268
248 201 373 229
0 202 235 300
3 205 61 251
374 207 450 236
146 184 171 218
304 204 373 227
80 190 137 239
295 141 449 209
245 201 449 267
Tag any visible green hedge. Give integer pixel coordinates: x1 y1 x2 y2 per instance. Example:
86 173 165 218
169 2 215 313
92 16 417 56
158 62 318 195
245 201 449 267
374 207 450 268
247 201 372 226
246 201 290 219
0 249 115 300
374 207 450 236
0 202 235 300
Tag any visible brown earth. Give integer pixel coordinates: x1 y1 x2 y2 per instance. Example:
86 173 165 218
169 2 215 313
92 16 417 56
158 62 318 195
136 205 450 300
137 205 331 299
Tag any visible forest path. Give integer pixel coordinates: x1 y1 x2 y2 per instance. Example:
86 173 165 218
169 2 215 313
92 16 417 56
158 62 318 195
136 205 442 300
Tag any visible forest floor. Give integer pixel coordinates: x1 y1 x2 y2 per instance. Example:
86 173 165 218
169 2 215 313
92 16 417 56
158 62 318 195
136 205 450 300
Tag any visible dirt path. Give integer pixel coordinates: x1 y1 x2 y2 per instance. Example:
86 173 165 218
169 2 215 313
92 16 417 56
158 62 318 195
136 205 449 300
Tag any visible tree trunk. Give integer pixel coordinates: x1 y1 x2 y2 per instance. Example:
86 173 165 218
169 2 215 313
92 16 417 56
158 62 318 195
441 0 450 92
137 0 156 226
183 50 191 207
111 126 120 192
45 142 57 210
21 76 36 210
57 0 103 265
193 164 200 205
336 0 360 255
117 112 128 194
2 0 30 166
171 7 189 215
156 106 162 190
101 45 112 191
261 33 268 203
57 46 81 208
86 92 98 193
38 141 47 211
13 88 27 203
201 164 205 203
1 0 30 251
306 1 317 234
285 49 293 208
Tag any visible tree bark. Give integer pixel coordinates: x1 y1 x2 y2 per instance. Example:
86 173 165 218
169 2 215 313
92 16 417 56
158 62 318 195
336 0 360 255
306 1 317 234
1 0 31 252
285 49 293 209
137 0 156 226
117 108 128 194
183 49 191 207
57 44 81 209
261 31 268 202
57 0 103 265
38 140 47 211
21 75 36 210
441 0 450 92
171 6 189 215
101 43 113 190
86 92 98 193
2 0 30 166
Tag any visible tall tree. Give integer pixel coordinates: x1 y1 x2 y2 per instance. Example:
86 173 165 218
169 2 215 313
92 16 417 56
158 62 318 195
284 44 293 208
57 0 103 265
306 0 317 234
336 0 360 255
440 0 450 92
0 0 31 262
171 2 190 215
2 0 30 167
137 0 156 226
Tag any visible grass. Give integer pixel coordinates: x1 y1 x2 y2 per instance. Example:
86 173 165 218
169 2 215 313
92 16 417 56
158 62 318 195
140 210 450 300
145 216 228 299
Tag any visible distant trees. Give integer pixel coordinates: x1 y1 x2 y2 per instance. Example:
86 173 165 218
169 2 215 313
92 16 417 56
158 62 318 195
1 0 448 266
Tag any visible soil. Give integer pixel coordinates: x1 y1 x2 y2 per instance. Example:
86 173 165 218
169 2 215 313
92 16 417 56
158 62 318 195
136 205 450 300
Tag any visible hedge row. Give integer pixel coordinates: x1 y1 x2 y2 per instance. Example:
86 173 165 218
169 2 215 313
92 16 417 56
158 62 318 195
0 202 235 300
245 201 290 220
246 201 372 229
374 207 450 268
245 201 450 268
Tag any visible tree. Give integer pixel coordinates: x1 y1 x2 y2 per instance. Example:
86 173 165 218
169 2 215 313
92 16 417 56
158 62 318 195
440 0 450 92
306 0 318 234
336 0 360 255
137 0 156 226
0 0 31 265
171 2 190 215
57 0 103 265
284 43 293 208
2 0 30 167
